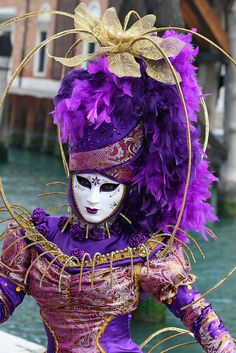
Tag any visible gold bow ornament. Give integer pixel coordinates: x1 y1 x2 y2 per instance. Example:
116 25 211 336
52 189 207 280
49 2 186 84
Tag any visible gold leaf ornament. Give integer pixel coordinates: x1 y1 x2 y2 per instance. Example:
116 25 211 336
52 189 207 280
49 2 186 83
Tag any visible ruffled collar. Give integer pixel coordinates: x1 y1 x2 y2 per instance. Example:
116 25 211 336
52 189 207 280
30 208 149 262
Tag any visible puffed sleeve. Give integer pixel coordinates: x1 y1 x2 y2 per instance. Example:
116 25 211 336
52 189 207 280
140 243 236 352
140 242 196 303
0 221 31 323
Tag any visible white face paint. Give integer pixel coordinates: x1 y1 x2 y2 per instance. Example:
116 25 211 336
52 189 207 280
72 173 126 224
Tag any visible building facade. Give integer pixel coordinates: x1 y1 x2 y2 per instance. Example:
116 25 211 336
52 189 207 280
0 0 108 153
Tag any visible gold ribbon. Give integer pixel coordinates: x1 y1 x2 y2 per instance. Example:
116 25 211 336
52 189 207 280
49 2 185 84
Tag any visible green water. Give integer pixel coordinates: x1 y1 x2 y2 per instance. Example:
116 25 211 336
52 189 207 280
0 149 236 352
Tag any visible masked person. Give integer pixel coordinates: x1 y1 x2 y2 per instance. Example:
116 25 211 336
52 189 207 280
0 3 235 353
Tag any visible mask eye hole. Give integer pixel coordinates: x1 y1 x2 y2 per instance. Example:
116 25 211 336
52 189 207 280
76 176 91 189
100 183 119 192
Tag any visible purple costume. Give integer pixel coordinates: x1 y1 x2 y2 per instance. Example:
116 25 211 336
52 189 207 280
0 219 235 352
0 3 235 353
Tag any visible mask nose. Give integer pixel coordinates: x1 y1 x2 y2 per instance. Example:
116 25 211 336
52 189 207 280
86 186 100 205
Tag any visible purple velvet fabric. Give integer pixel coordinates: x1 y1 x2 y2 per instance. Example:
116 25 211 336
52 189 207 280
100 314 143 353
164 285 200 319
0 276 25 322
164 285 230 348
44 323 56 353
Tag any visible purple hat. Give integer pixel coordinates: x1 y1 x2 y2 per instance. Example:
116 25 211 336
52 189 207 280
53 57 145 183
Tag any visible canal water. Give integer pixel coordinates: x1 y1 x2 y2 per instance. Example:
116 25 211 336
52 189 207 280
0 148 236 352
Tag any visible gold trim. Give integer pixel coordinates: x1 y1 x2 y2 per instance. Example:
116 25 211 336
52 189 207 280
0 271 27 292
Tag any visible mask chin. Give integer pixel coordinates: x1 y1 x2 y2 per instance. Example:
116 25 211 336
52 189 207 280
68 173 127 225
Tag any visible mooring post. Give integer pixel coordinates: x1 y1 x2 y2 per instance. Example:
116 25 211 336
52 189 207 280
218 2 236 217
0 32 12 162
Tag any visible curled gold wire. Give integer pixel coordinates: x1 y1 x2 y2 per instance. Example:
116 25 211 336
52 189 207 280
61 215 73 233
0 10 74 31
79 253 92 291
148 331 191 353
57 38 83 175
127 247 134 282
38 191 67 197
24 250 60 285
109 252 115 288
144 27 236 67
123 10 141 31
0 28 98 115
206 227 218 239
12 240 55 260
0 179 30 229
58 256 77 292
181 264 236 311
0 217 13 225
157 233 196 264
61 38 83 80
39 253 66 288
46 181 68 187
57 125 70 178
48 204 68 212
140 327 193 349
2 234 31 258
157 225 205 259
160 341 197 353
147 238 185 269
200 97 210 153
137 244 150 275
91 252 102 288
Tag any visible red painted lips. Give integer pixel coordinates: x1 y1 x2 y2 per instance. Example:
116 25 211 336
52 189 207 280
86 207 98 214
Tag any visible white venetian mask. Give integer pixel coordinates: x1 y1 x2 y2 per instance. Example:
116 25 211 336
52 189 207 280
72 173 126 224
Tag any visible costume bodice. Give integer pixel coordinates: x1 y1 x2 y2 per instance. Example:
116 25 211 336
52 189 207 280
29 251 142 353
0 217 195 353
